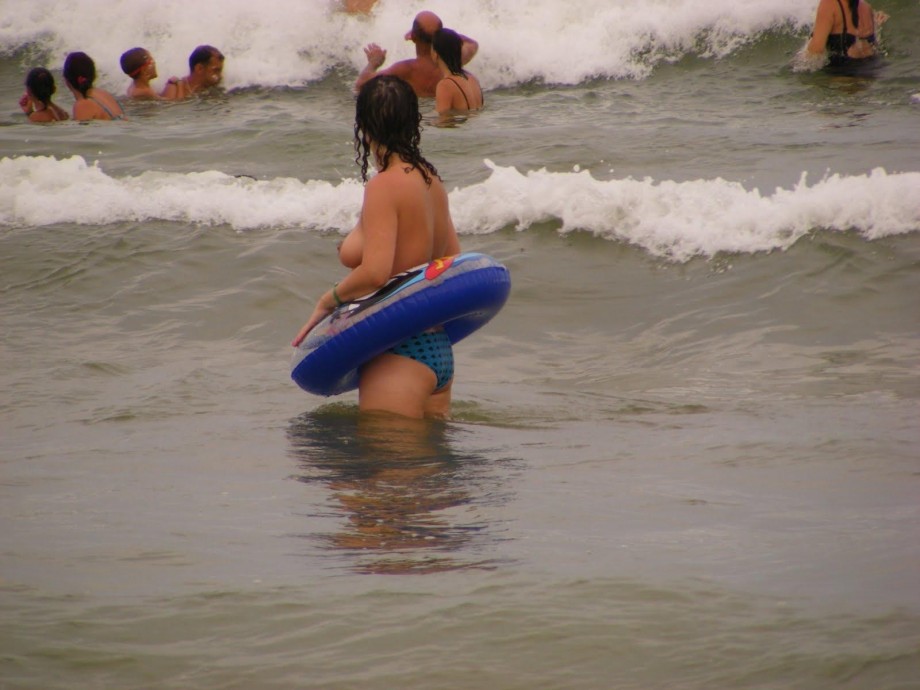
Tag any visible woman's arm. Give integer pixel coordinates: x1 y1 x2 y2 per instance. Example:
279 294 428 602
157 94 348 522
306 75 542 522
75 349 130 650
292 177 398 346
459 34 479 66
806 0 836 54
343 176 398 291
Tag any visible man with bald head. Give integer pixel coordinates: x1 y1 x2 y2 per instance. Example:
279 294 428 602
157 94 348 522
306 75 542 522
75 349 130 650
354 10 478 97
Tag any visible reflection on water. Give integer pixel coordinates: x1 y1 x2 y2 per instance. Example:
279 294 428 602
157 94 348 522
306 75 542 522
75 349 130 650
287 404 509 575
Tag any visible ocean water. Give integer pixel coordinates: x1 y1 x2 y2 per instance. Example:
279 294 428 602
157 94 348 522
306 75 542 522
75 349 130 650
2 0 919 688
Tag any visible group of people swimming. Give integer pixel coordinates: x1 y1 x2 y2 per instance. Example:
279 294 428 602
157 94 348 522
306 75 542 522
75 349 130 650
17 9 482 125
18 44 225 123
17 0 889 127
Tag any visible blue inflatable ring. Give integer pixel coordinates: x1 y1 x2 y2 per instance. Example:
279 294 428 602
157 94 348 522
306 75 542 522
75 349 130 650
291 252 511 396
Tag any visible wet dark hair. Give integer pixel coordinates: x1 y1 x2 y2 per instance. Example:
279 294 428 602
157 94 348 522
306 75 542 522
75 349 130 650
353 75 438 185
63 52 96 97
189 45 224 72
433 28 465 77
25 67 57 105
120 47 149 77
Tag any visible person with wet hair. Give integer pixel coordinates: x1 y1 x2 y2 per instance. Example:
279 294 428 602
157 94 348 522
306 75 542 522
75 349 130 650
806 0 888 65
120 47 161 99
63 52 126 121
292 75 462 419
431 28 483 114
355 10 478 97
18 67 69 123
161 45 225 100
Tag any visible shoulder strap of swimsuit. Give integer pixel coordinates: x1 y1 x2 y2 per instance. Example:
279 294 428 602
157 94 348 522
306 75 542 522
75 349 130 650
89 96 122 121
835 0 849 34
446 77 471 109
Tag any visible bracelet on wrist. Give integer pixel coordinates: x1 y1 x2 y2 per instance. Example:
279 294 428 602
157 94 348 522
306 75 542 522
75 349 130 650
331 283 343 307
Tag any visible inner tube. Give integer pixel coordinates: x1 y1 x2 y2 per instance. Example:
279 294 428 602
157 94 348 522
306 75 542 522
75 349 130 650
291 252 511 396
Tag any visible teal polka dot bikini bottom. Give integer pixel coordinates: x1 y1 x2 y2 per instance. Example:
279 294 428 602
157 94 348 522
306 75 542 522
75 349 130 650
387 329 454 391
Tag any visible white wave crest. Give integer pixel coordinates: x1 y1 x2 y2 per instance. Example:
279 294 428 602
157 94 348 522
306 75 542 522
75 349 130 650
0 0 816 89
2 155 917 262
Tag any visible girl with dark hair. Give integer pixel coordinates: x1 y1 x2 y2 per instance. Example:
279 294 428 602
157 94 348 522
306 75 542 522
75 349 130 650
431 28 483 115
805 0 888 66
292 75 462 419
63 52 126 121
18 68 69 123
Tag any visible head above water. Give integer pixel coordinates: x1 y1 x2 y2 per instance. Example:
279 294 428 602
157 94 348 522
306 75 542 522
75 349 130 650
63 52 96 97
406 11 442 45
25 68 57 105
432 28 465 76
120 47 151 78
353 75 438 185
189 45 224 72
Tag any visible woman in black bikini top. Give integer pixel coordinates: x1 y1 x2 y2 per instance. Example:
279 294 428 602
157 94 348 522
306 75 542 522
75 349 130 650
805 0 881 64
431 28 484 115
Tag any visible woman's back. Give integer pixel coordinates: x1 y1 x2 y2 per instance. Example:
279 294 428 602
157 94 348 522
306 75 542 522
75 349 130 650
806 0 878 60
342 162 456 276
435 73 483 113
79 87 125 121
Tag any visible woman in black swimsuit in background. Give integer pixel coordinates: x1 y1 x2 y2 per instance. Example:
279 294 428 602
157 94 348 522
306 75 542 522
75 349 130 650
805 0 888 67
431 28 483 115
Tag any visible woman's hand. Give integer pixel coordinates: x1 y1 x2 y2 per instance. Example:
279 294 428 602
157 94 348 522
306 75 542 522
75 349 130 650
291 290 337 347
19 92 32 114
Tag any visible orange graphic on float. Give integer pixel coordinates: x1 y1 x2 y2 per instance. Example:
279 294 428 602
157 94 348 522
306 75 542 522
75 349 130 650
425 255 455 280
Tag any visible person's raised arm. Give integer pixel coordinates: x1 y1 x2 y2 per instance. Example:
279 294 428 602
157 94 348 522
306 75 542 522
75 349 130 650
354 43 387 93
459 34 479 65
19 92 33 116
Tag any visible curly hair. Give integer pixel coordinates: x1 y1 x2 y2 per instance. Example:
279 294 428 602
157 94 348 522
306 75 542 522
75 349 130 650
353 75 439 185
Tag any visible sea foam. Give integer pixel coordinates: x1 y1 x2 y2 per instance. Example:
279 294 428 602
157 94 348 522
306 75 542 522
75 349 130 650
2 155 917 262
1 0 816 89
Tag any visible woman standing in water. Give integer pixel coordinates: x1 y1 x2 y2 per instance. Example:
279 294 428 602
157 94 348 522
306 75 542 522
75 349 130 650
805 0 888 66
292 75 461 419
